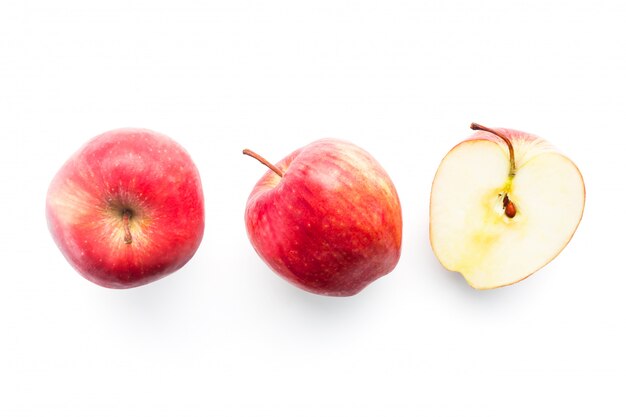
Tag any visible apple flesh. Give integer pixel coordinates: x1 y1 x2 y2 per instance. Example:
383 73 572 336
46 128 205 288
244 139 402 296
430 124 585 289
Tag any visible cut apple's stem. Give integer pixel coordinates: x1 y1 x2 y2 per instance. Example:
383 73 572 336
473 123 519 218
122 209 133 244
243 149 284 178
470 123 516 175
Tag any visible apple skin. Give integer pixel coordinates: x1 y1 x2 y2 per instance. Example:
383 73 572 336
46 128 205 289
464 127 556 160
429 125 585 289
244 139 402 296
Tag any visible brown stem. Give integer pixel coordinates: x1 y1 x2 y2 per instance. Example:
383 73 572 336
122 210 133 244
243 149 284 177
470 123 516 175
473 123 519 218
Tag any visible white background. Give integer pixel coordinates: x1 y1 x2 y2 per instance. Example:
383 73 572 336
1 0 624 416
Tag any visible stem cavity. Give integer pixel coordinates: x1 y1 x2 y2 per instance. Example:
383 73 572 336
243 149 284 178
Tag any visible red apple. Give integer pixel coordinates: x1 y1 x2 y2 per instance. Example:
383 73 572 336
243 139 402 296
46 128 205 288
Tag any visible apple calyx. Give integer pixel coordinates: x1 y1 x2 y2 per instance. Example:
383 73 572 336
122 209 133 244
470 122 517 219
243 149 284 177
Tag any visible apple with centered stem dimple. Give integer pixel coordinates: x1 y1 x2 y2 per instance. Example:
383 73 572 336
430 123 585 289
243 139 402 296
46 128 205 289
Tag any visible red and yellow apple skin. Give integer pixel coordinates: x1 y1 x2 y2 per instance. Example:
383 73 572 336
46 128 205 289
430 124 585 289
244 139 402 296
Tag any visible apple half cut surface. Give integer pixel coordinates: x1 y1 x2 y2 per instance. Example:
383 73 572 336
46 128 205 289
243 139 402 296
430 123 585 289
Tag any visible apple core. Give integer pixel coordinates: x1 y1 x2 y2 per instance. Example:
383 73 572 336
471 122 519 219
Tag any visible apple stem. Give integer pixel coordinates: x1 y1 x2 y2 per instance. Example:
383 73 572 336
470 123 516 175
122 210 133 244
243 149 284 178
473 123 519 219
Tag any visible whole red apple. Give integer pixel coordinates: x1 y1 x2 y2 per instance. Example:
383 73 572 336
46 128 205 288
244 139 402 296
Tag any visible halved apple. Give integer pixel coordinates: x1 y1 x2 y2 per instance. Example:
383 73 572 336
430 123 585 289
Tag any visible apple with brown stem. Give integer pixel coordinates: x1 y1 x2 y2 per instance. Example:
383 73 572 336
430 123 585 289
243 139 402 296
46 128 205 288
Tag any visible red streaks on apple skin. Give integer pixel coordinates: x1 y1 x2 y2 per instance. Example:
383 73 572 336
46 128 204 289
245 139 402 296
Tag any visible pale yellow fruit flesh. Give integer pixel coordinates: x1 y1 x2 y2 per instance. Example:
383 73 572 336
430 140 585 289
